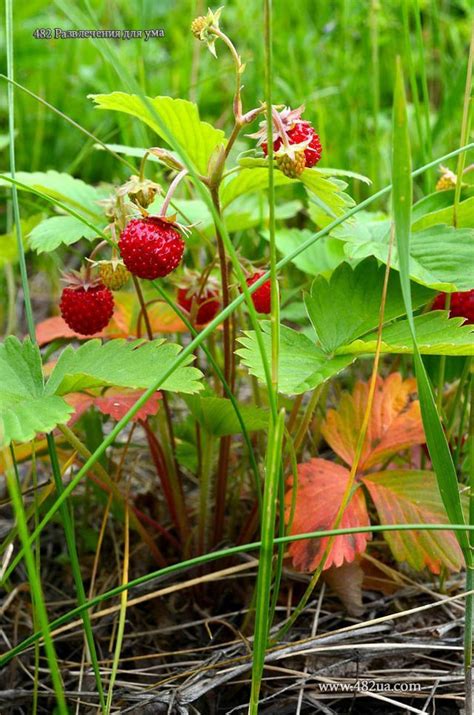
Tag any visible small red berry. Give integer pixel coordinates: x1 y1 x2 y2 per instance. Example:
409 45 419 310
60 283 114 336
246 272 272 314
119 217 185 280
263 121 322 169
177 286 220 325
432 290 474 324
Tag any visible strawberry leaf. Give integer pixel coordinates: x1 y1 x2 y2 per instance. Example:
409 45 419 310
338 221 474 292
362 470 464 573
236 324 354 395
263 228 346 277
184 394 268 436
285 458 371 571
29 216 98 253
90 93 225 174
0 337 73 446
339 311 474 357
45 339 203 396
305 258 434 353
321 373 425 471
0 335 203 447
0 170 104 218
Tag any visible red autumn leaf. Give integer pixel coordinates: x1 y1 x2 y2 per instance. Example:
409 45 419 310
362 470 464 573
95 388 161 421
64 389 161 424
321 373 425 472
285 458 371 571
36 292 186 346
64 392 95 425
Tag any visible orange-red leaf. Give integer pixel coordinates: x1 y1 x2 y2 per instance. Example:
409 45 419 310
285 458 371 571
321 373 425 472
95 388 161 421
64 389 161 424
363 470 464 573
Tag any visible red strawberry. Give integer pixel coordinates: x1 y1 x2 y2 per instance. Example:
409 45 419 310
60 283 114 335
432 290 474 324
177 286 220 326
119 217 185 280
263 121 322 169
246 272 272 314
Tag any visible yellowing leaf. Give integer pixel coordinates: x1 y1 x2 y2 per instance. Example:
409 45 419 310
321 373 425 471
285 459 371 571
362 470 464 573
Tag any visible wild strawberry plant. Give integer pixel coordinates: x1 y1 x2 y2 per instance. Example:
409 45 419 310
1 4 474 714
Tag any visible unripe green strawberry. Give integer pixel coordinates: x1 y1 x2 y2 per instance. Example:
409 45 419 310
98 261 130 291
276 151 306 178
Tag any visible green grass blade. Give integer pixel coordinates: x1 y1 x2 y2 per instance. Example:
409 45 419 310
3 522 474 668
392 58 470 556
251 408 301 710
105 504 130 713
4 448 67 713
5 0 34 337
0 174 112 243
47 434 106 711
262 0 286 646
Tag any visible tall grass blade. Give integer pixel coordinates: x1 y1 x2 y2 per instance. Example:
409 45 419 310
3 522 474 667
392 56 473 706
250 408 285 713
4 447 67 713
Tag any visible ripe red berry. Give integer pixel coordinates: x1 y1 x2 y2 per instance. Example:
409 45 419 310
60 283 114 335
246 272 272 314
119 217 185 280
263 122 322 169
177 286 220 325
432 290 474 324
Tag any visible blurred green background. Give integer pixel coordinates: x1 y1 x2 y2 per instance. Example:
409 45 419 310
1 0 471 200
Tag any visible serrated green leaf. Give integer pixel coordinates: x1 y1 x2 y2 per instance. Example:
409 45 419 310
45 339 203 396
263 228 346 277
236 310 472 396
220 168 293 208
184 395 269 436
339 222 474 292
0 171 103 218
29 216 99 253
224 196 302 233
90 92 225 174
391 60 469 556
341 311 474 356
236 324 354 395
0 337 72 447
305 258 434 353
303 171 355 228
